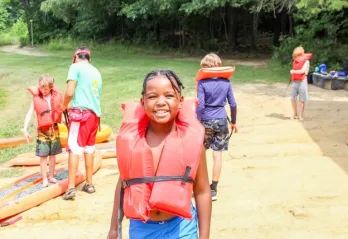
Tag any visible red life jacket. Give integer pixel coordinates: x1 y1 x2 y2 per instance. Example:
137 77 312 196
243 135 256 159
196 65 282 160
291 53 312 81
195 66 235 89
116 98 205 222
27 86 63 129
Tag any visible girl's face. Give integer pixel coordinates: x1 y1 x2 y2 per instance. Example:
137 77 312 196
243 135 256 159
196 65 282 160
141 75 183 124
39 85 52 96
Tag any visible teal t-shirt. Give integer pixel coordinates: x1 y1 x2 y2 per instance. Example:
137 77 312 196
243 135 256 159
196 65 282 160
67 62 102 116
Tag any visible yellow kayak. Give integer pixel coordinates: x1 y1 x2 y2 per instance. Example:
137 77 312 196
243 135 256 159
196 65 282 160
58 123 112 147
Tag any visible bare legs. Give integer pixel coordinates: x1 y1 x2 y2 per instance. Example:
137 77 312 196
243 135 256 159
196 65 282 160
299 101 305 121
41 155 57 187
40 157 48 187
212 151 222 181
66 152 94 189
48 155 57 183
67 153 80 189
84 152 94 185
210 150 223 201
291 100 297 119
291 99 305 121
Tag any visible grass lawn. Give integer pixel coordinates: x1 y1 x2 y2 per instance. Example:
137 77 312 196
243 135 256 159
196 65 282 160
0 46 289 167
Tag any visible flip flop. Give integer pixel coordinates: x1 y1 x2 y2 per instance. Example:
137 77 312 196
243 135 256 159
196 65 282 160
48 177 57 184
42 181 48 188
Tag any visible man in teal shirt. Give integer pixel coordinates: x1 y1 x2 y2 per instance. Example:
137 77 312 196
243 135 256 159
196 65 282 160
61 47 102 200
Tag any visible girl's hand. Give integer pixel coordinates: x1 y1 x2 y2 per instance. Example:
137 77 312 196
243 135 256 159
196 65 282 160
61 104 67 112
230 124 238 133
106 229 118 239
21 128 30 143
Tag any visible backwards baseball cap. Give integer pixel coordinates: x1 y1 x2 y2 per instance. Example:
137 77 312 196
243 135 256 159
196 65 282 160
73 48 91 63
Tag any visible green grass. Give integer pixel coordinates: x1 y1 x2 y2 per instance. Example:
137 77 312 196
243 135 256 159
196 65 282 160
0 88 6 110
0 33 18 46
0 167 24 178
0 45 288 165
0 144 35 165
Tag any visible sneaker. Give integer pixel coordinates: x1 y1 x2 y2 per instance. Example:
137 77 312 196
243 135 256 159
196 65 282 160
211 189 218 201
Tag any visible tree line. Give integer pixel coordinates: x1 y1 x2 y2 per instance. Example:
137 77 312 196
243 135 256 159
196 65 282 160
0 0 347 67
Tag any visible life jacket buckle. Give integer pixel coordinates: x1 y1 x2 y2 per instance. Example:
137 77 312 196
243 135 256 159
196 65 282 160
181 166 191 186
121 180 129 189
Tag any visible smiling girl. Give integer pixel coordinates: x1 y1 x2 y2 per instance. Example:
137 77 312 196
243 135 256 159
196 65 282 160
107 70 212 239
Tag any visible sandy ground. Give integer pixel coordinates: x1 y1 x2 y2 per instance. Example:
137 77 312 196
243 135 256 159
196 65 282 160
1 83 348 239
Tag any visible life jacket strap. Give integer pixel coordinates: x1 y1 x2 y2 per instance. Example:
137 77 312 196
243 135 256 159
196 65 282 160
40 109 51 116
121 166 195 189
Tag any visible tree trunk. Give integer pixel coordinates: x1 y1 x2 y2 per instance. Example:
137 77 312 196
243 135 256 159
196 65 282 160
156 22 160 44
227 6 237 51
209 14 214 39
182 26 185 48
273 15 281 46
23 0 29 8
289 14 294 36
251 12 259 49
121 16 124 38
281 10 287 35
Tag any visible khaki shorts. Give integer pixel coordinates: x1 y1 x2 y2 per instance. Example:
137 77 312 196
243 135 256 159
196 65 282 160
291 79 308 102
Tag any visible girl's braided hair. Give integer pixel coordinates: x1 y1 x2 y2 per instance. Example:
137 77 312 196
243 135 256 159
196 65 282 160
141 70 185 96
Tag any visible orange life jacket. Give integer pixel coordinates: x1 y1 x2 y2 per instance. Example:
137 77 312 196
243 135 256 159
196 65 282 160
291 53 312 81
195 66 235 89
116 98 205 222
27 86 63 129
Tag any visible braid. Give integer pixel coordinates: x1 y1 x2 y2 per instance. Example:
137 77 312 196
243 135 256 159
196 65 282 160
141 70 185 96
167 70 184 91
141 71 158 95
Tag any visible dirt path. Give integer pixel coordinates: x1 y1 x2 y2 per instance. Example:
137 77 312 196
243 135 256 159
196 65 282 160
0 45 266 67
1 83 348 239
0 45 49 56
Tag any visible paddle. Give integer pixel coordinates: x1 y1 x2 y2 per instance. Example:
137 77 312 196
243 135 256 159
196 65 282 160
226 116 238 160
63 110 69 126
226 116 233 141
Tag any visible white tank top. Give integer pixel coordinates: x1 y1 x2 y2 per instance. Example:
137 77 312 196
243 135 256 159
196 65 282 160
43 94 52 112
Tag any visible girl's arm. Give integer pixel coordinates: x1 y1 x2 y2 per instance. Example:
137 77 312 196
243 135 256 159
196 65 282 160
196 81 205 121
22 102 34 143
61 80 77 112
291 60 310 74
193 148 212 239
107 177 122 239
227 83 238 132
